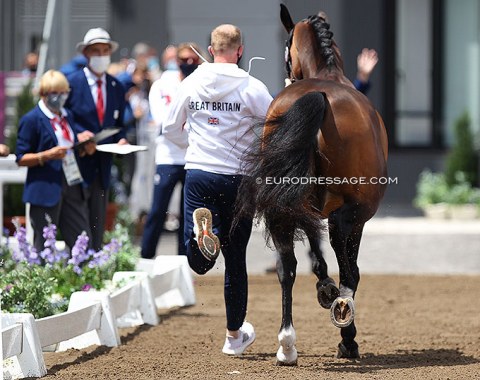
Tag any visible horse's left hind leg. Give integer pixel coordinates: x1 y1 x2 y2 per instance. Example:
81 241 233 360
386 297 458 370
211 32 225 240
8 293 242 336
308 234 339 309
271 229 298 366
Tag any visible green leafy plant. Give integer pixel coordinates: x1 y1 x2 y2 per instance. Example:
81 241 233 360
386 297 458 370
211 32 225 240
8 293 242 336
415 111 480 214
4 81 36 218
444 111 478 187
0 265 66 318
414 170 480 212
445 172 480 206
7 80 36 150
414 170 449 208
0 221 140 318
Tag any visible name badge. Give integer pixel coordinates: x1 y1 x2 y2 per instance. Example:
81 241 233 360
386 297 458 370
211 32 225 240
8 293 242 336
62 150 83 186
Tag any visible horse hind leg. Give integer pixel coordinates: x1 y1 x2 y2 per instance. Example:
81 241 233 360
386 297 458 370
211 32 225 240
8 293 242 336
271 229 298 366
328 205 364 359
308 234 340 309
336 223 364 359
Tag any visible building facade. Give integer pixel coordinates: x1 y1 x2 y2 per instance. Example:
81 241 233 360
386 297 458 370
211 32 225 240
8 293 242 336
1 0 479 209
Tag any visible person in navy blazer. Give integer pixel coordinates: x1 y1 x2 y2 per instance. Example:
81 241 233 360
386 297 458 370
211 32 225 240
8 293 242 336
15 70 91 252
65 28 128 250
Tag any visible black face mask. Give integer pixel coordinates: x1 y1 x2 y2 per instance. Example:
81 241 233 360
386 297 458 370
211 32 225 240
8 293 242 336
236 54 242 65
179 63 198 77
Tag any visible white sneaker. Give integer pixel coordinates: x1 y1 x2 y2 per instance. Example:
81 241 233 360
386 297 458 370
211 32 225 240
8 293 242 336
193 208 221 261
222 321 256 355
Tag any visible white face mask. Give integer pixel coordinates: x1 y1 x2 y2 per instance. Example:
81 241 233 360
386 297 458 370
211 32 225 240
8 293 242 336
89 55 111 74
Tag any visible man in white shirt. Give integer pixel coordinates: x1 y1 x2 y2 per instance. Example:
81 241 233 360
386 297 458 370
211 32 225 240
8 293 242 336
141 43 202 258
163 24 272 356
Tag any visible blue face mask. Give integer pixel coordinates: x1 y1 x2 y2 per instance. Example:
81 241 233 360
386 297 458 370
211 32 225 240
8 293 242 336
179 63 198 77
148 57 160 71
164 59 178 71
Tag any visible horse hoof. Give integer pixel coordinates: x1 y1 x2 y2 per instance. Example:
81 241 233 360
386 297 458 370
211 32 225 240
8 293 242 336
337 341 360 359
330 297 355 328
276 345 298 366
276 359 298 366
316 279 339 309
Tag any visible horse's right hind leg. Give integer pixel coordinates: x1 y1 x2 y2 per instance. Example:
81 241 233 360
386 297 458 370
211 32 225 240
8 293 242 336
328 204 363 359
308 234 339 309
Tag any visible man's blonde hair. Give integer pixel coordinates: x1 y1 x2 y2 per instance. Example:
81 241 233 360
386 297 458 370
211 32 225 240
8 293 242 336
210 24 242 53
39 69 69 95
177 42 204 59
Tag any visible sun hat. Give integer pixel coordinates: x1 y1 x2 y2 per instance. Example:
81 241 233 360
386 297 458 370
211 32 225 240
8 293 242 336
76 28 119 53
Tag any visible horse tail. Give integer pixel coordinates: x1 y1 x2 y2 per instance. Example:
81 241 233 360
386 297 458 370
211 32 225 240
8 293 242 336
236 91 326 240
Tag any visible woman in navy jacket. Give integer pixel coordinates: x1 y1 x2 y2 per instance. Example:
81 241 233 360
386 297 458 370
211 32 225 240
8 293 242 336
15 70 91 252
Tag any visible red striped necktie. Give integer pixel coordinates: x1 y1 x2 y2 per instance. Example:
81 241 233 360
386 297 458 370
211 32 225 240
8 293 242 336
96 79 104 124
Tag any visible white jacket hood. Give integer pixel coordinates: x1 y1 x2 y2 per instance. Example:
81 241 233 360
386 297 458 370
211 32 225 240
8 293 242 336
162 61 273 175
187 63 249 102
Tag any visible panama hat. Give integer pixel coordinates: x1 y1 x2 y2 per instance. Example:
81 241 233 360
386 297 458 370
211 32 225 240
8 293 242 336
76 28 119 53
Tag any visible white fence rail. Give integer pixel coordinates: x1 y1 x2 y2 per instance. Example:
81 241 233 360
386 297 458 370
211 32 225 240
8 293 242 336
1 255 195 379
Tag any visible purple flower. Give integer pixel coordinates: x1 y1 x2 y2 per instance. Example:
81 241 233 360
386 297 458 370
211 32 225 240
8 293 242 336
42 223 57 243
13 224 40 265
40 222 69 264
88 239 121 269
88 250 110 268
68 232 92 274
81 283 93 291
4 284 13 293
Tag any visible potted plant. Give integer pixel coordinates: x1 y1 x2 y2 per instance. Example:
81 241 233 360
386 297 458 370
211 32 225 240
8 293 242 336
0 220 140 318
414 171 480 219
445 173 480 219
414 170 450 218
414 112 480 219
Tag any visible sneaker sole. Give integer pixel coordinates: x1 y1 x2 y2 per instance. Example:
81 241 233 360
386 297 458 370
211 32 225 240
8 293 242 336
193 208 221 261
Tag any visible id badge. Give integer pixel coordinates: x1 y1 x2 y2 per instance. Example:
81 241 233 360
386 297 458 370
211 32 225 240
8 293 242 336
62 150 83 186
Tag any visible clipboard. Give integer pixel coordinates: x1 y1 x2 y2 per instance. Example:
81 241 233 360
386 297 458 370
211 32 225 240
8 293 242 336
75 128 121 150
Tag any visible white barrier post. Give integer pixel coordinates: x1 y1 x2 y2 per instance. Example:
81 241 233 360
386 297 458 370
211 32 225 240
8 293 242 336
177 257 196 306
111 272 159 326
57 291 120 351
136 256 196 308
2 314 47 378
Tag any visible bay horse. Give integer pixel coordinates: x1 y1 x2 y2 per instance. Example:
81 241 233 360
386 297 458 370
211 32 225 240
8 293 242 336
236 5 388 365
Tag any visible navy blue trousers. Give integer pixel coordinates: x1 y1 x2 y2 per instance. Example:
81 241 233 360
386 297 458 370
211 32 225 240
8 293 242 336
184 169 253 331
141 164 186 258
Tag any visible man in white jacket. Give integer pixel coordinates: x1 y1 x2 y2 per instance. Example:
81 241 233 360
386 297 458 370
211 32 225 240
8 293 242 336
163 24 272 356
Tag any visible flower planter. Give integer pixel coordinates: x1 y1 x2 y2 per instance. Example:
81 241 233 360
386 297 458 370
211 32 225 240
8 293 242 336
422 203 449 219
448 204 479 220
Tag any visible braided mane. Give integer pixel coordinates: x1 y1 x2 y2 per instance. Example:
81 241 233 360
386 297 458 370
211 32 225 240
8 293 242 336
307 15 336 69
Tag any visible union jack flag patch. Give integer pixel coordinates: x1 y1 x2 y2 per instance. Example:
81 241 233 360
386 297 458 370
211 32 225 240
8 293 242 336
208 117 219 125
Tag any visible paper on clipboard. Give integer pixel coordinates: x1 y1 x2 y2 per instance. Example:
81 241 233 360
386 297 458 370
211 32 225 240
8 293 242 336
93 128 121 143
95 144 148 155
75 128 121 149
